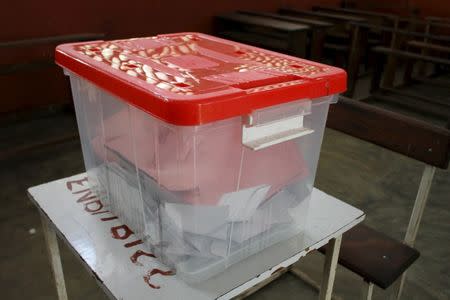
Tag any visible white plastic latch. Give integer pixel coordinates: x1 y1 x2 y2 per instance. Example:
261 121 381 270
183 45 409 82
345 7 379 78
242 114 314 150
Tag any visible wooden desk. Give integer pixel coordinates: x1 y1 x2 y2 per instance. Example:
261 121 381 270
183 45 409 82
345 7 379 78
312 5 397 26
347 21 450 43
407 40 450 54
215 12 310 57
371 45 450 87
426 16 450 24
238 10 334 59
345 20 450 91
29 173 364 300
312 5 396 19
279 8 366 24
279 8 370 97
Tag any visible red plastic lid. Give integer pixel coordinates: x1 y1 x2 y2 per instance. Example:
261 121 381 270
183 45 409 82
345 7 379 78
56 32 346 125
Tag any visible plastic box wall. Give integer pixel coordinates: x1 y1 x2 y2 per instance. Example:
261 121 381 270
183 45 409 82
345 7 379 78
68 72 336 283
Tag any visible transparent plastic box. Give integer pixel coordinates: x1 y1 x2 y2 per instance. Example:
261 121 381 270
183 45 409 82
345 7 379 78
56 33 346 283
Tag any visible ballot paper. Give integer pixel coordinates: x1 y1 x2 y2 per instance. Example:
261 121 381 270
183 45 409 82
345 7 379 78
167 189 298 249
102 160 304 261
209 189 297 244
165 203 229 236
218 185 271 222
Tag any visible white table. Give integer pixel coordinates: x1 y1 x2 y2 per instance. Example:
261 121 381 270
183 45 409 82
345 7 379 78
28 173 364 300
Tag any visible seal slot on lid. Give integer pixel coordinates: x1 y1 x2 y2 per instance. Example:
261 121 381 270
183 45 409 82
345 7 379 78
56 32 346 283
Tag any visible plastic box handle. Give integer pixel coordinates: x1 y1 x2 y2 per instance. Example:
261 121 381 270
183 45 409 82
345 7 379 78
242 114 314 150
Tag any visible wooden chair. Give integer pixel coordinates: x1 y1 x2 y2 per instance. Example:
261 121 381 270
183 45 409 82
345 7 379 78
327 95 450 299
318 224 420 300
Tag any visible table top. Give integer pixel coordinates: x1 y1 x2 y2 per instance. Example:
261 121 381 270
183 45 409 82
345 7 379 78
28 173 364 300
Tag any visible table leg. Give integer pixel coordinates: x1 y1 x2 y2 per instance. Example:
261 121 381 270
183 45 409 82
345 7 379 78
382 19 400 88
290 268 343 300
41 214 69 300
310 30 326 61
395 164 435 300
318 236 342 300
346 25 368 97
404 164 436 246
362 282 374 300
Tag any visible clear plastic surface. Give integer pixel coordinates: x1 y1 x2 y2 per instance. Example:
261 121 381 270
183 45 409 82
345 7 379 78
69 72 337 283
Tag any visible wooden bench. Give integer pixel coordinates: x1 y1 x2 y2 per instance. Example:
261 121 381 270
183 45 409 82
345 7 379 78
278 8 365 73
406 40 450 76
278 8 366 49
239 10 334 28
310 6 398 43
0 33 105 75
0 33 105 114
343 20 450 97
238 10 333 60
218 30 290 53
318 224 420 297
326 95 450 299
426 16 450 25
310 6 399 75
410 75 450 88
327 96 450 169
253 223 420 300
279 9 380 97
376 86 450 113
214 12 310 57
350 22 450 42
311 5 397 19
375 20 450 87
397 17 450 31
371 45 450 92
407 40 450 54
279 8 367 24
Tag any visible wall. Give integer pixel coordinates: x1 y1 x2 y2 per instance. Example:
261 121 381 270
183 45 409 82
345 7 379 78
0 0 281 114
0 0 340 114
410 0 450 17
